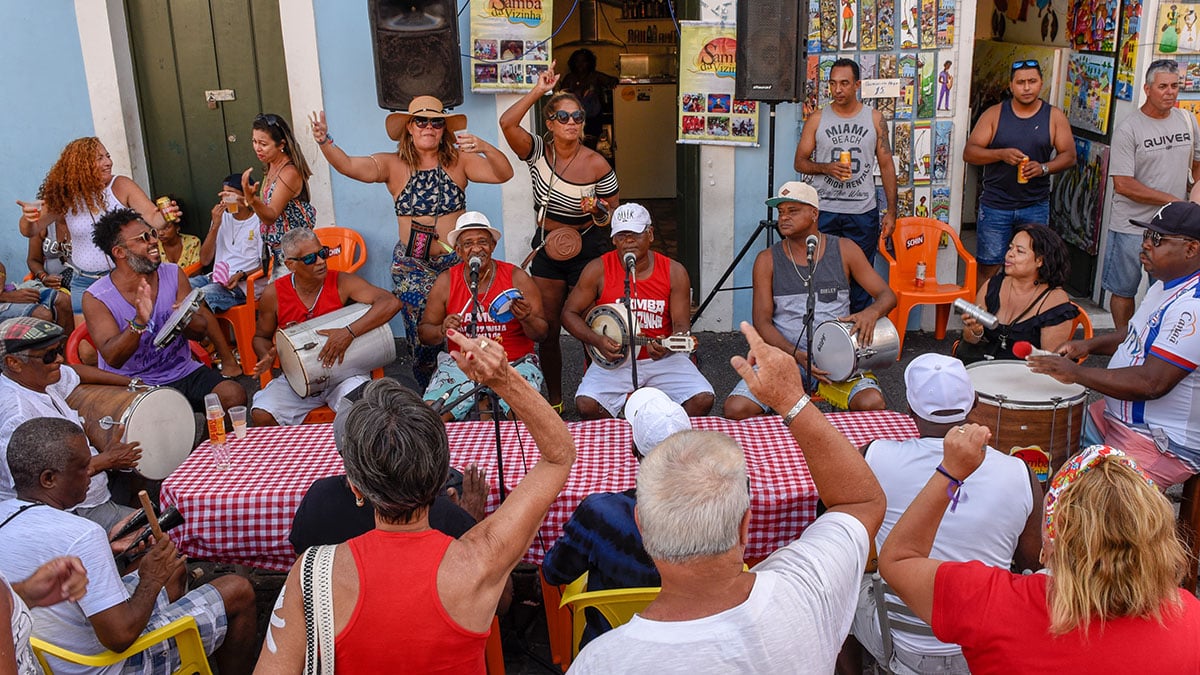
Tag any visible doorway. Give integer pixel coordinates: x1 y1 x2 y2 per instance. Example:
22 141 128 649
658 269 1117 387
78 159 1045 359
125 0 293 236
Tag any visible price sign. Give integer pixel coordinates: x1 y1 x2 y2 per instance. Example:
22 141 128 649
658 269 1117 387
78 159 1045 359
861 79 901 99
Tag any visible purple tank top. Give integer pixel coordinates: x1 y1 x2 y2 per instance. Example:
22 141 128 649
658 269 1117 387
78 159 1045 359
86 264 200 384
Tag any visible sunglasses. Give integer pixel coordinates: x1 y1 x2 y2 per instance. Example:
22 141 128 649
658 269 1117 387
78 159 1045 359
1143 229 1195 247
548 110 586 124
413 117 446 129
22 344 64 365
287 246 333 265
256 113 281 127
1149 59 1179 70
1011 59 1040 70
124 229 159 245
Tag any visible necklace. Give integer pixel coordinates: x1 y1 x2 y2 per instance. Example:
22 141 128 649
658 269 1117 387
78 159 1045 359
296 279 325 319
784 236 820 285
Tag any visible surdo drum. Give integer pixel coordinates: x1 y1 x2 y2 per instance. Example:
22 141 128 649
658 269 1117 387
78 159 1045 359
65 384 196 480
275 303 395 397
810 317 900 382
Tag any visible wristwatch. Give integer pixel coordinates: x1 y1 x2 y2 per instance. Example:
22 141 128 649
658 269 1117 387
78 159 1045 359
1041 164 1049 176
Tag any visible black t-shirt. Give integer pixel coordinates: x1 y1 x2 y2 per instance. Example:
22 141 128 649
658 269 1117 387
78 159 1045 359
289 475 477 554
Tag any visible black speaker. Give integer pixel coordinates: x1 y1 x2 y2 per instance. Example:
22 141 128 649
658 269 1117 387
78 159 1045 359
734 1 808 103
369 0 463 110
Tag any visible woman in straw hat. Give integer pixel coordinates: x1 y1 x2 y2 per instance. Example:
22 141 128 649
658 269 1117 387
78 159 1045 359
309 97 512 387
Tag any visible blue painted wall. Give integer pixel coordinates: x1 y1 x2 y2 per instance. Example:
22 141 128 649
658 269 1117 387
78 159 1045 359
0 4 93 269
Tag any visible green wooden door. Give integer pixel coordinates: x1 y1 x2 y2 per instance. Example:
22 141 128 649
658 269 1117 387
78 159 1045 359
126 0 292 235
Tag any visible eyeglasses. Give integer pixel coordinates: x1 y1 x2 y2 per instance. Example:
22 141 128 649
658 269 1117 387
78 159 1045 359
1011 59 1040 71
548 110 586 124
256 113 281 127
1143 229 1195 247
20 344 64 365
124 229 159 245
413 117 446 129
287 246 333 265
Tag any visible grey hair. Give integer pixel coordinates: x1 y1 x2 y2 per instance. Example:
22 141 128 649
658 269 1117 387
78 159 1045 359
340 378 449 523
635 430 750 563
7 417 85 491
280 227 320 258
1146 59 1179 82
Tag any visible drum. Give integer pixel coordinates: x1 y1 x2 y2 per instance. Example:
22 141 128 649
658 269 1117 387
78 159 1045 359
584 302 640 369
276 303 396 397
810 317 900 382
965 361 1088 482
488 288 524 323
65 384 195 480
153 288 203 349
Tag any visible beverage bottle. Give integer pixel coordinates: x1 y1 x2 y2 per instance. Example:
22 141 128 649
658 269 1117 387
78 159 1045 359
205 393 231 469
914 259 927 288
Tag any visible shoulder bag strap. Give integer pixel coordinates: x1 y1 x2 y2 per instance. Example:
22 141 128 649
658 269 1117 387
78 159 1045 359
300 544 338 674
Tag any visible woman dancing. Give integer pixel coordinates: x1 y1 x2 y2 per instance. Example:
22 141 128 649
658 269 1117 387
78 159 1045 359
241 112 316 276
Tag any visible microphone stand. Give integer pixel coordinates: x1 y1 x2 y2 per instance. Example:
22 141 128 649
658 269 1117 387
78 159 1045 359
624 258 639 393
463 261 508 502
804 240 817 396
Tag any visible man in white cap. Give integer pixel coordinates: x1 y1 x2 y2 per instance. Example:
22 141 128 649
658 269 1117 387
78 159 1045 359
419 211 547 420
542 386 689 644
838 353 1040 674
562 203 714 419
725 181 895 417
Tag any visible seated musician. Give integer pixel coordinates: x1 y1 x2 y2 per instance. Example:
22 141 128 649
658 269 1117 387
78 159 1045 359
724 182 895 416
542 386 689 647
250 227 400 426
0 259 73 334
0 417 258 674
1029 201 1200 487
0 317 141 531
839 353 1042 673
562 203 714 419
417 212 547 421
82 208 245 412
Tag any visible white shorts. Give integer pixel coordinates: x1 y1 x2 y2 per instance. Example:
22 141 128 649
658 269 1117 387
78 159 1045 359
251 372 370 425
575 352 713 417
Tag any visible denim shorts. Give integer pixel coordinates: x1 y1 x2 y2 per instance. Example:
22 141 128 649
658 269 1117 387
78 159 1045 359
975 202 1050 265
190 274 247 313
1101 229 1145 298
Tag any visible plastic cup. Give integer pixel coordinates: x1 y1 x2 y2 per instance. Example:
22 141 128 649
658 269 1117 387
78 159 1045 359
229 405 248 439
222 193 239 214
28 199 43 220
454 129 470 149
211 442 232 470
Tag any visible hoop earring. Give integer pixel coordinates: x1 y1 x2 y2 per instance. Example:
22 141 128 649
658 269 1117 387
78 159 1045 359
355 496 364 507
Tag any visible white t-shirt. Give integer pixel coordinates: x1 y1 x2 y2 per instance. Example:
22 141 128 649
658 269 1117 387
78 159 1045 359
864 436 1034 656
1108 107 1200 235
0 499 130 675
0 369 108 509
2 571 38 675
567 512 869 674
1105 270 1200 462
215 211 262 295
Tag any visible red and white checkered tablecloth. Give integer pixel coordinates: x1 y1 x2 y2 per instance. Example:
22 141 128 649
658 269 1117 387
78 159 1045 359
160 411 917 572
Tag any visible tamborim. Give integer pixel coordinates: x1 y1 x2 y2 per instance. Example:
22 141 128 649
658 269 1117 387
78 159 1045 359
65 384 196 480
810 317 900 382
153 288 203 349
276 303 396 397
488 288 524 323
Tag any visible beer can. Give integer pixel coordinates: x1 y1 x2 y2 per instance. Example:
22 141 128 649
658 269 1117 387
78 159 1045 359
1016 157 1029 184
915 260 926 288
155 196 179 223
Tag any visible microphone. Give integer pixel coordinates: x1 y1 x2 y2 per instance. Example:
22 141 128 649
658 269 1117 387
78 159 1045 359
805 235 818 263
1012 341 1055 359
468 256 482 288
622 251 637 273
952 298 999 330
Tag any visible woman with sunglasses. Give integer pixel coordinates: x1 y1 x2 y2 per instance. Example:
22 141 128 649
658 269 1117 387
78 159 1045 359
501 64 620 412
308 96 513 387
241 113 316 277
18 137 181 312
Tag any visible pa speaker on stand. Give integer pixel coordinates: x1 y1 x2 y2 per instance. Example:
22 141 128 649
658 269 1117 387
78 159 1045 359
369 0 464 110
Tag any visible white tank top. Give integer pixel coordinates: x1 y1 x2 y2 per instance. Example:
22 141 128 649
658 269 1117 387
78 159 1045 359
63 177 119 273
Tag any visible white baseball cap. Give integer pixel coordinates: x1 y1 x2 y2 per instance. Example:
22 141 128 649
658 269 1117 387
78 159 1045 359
624 387 691 455
446 211 501 247
765 181 820 210
611 203 652 236
904 353 975 423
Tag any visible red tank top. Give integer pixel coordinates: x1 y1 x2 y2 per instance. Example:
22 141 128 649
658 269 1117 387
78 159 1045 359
447 260 535 362
597 251 673 360
276 271 343 327
336 529 488 673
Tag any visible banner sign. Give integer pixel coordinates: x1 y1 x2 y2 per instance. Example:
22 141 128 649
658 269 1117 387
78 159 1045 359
469 0 552 93
678 21 759 146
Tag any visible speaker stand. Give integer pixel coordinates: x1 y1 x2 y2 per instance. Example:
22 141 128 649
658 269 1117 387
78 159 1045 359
692 102 781 325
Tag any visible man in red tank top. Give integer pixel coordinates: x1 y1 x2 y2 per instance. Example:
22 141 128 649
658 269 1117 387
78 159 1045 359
419 213 548 420
250 228 400 425
563 203 714 419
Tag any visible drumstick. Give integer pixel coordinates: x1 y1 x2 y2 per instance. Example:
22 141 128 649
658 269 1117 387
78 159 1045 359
136 490 165 541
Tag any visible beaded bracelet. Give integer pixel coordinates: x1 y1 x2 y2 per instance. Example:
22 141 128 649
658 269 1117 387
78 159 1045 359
319 134 334 146
935 464 967 512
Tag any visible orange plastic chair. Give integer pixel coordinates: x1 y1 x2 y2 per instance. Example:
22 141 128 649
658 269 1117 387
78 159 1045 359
485 615 505 674
181 261 202 276
879 217 977 358
541 571 574 671
1068 302 1093 364
258 363 384 424
212 268 266 374
316 227 367 273
66 321 212 367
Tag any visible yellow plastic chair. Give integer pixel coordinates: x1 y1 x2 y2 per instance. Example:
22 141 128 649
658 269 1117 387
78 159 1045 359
31 616 212 675
559 572 661 658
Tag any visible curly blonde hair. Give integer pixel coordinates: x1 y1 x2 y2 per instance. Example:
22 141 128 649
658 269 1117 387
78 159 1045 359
395 120 459 170
39 137 108 216
1046 460 1187 636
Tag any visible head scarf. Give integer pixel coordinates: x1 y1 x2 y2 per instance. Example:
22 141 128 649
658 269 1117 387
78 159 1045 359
1043 444 1154 540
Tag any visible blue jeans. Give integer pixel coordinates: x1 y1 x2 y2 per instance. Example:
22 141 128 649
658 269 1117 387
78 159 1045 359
190 274 247 313
819 208 880 313
975 202 1050 265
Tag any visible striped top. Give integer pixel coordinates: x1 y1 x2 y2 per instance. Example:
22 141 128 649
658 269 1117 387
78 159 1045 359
523 135 618 227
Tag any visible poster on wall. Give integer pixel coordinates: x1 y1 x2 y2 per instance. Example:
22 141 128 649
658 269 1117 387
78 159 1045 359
991 0 1070 46
1050 138 1110 254
1156 0 1200 53
1067 0 1121 51
1116 0 1143 100
469 0 552 93
1062 52 1115 136
969 41 1064 128
677 22 758 146
1178 98 1200 125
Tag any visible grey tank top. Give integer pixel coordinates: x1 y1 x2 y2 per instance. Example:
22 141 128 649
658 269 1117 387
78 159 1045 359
772 235 851 346
811 104 878 214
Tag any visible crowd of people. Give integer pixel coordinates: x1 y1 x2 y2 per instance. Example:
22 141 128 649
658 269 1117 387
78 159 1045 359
2 53 1200 674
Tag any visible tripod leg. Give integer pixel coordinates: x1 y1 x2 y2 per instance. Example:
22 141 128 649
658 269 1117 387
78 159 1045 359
692 219 777 323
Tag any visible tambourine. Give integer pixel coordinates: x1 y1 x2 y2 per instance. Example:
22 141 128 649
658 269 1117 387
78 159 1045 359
153 288 203 349
489 288 524 323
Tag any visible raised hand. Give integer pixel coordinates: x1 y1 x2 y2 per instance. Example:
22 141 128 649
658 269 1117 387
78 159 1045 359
730 321 807 412
941 423 990 480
